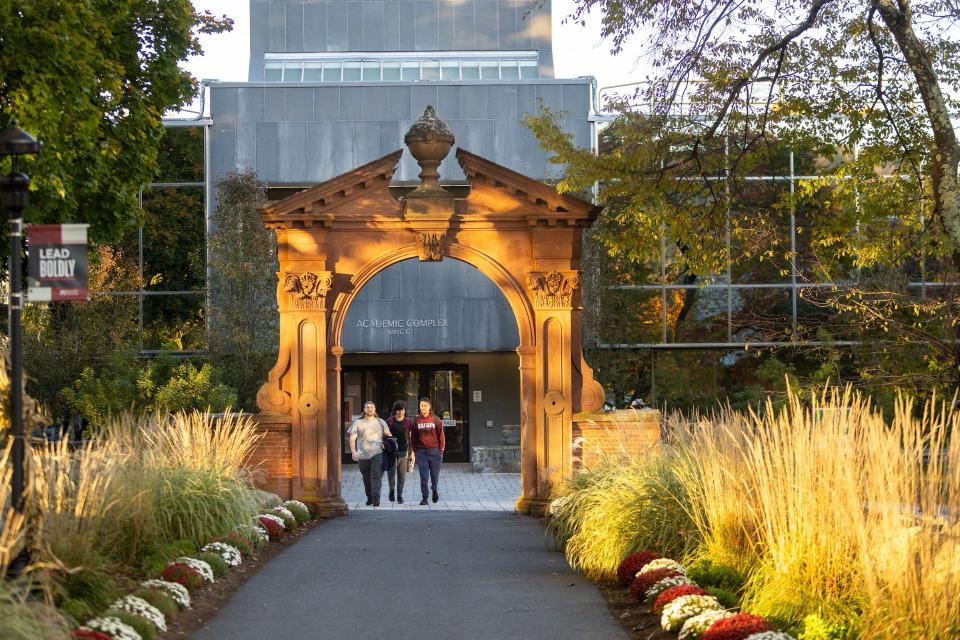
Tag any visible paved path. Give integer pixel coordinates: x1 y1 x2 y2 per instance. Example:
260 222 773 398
191 511 627 640
342 463 521 511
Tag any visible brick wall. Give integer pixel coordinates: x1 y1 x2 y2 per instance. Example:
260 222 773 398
572 409 661 470
248 416 293 498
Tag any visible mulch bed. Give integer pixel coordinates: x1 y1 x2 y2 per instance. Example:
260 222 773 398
597 582 675 640
158 518 326 639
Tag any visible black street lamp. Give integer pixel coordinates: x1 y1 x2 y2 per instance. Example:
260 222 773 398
0 121 42 578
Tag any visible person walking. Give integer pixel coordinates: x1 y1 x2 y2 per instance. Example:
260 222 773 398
410 397 445 505
348 401 391 507
385 401 413 503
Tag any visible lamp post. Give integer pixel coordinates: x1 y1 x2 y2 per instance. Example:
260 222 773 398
0 121 42 578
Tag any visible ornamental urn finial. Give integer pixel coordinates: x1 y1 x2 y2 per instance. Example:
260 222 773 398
404 106 455 197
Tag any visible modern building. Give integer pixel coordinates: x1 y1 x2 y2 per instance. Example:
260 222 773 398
201 0 598 465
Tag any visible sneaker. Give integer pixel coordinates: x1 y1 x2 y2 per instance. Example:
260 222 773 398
419 498 428 505
432 490 439 503
389 490 395 502
365 498 373 506
372 500 380 507
397 496 404 504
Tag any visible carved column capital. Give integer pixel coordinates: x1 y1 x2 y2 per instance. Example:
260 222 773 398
526 271 580 309
282 271 333 310
416 231 447 261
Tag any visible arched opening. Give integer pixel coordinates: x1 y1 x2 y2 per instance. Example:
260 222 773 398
335 257 524 508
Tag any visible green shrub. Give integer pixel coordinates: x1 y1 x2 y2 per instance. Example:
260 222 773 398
133 587 178 620
57 567 122 620
59 597 95 624
798 613 850 640
687 558 746 591
60 355 239 433
152 361 237 413
105 609 157 640
705 586 741 609
141 539 198 577
282 500 310 524
192 552 229 578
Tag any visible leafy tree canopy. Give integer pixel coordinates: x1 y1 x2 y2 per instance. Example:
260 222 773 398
0 0 231 247
530 0 960 277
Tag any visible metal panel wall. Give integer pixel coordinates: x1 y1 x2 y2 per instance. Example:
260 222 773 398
208 79 592 186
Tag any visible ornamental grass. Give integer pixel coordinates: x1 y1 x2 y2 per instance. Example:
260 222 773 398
547 451 697 581
556 386 960 639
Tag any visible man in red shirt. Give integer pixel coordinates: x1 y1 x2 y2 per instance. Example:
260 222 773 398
410 397 445 505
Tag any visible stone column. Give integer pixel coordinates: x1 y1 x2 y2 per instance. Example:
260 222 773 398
514 344 539 514
280 270 346 516
319 345 348 516
524 270 580 516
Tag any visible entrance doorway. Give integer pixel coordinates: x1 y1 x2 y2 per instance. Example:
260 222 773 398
341 365 469 462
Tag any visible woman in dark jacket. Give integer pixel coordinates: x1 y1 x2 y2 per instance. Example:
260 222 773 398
385 401 413 503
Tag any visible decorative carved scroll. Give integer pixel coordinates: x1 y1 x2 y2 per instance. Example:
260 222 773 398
416 232 446 261
527 271 580 309
282 271 333 310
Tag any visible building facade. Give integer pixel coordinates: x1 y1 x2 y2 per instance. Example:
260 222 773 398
205 0 597 472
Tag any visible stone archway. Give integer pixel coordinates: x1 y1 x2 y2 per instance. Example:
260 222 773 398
252 107 604 517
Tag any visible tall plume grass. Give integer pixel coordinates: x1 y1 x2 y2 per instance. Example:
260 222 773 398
549 441 698 581
553 387 960 639
0 437 27 573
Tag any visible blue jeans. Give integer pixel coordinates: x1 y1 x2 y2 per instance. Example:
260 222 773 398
415 448 442 499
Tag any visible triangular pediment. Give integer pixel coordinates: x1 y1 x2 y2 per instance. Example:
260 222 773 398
260 150 404 229
456 148 601 224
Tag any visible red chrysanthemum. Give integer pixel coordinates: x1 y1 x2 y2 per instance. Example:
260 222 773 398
160 562 206 592
214 531 253 556
72 630 112 640
652 584 708 615
258 515 285 540
616 550 663 586
628 567 681 601
701 613 774 640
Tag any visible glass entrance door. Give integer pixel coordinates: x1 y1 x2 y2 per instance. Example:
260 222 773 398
428 369 466 461
341 364 470 463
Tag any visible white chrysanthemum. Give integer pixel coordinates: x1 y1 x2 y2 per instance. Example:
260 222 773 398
639 557 686 576
661 594 724 631
83 616 143 640
109 595 167 632
283 499 309 514
202 541 242 567
743 633 795 640
645 575 695 601
141 579 191 609
174 556 215 582
548 494 571 515
273 505 296 522
259 513 286 529
237 522 269 545
678 609 736 640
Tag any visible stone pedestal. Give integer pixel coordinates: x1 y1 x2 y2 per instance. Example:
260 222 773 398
573 409 661 469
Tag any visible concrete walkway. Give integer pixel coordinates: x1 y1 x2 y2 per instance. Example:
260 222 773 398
191 511 627 640
342 462 521 511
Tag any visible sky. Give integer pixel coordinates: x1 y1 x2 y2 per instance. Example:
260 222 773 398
181 0 650 114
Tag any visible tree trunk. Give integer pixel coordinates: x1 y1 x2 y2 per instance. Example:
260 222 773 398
874 0 960 247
